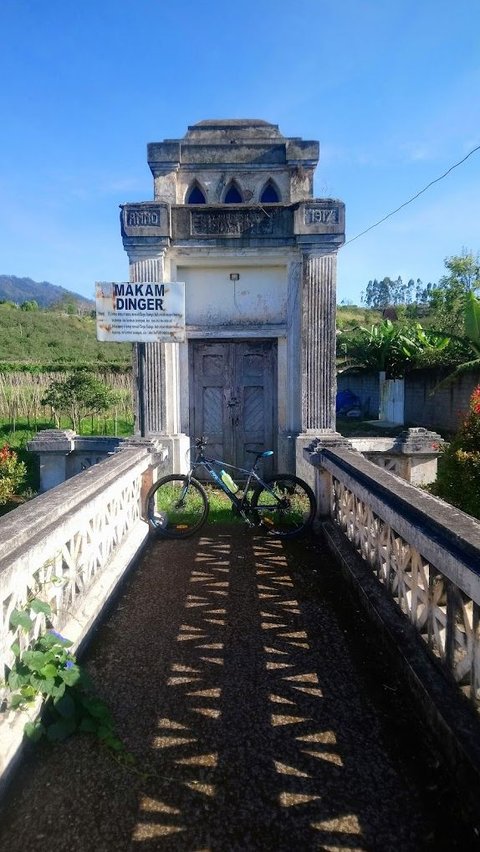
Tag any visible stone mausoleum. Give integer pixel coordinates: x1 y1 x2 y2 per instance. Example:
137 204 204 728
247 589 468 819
120 119 345 478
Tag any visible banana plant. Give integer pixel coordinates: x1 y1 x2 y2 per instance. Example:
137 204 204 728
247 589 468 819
465 291 480 355
433 292 480 388
338 319 449 378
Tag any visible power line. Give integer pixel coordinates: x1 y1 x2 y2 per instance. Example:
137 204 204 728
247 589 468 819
344 142 480 247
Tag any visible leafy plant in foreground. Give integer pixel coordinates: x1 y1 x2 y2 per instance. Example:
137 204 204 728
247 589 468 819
431 384 480 520
6 599 123 749
337 319 450 378
0 444 26 504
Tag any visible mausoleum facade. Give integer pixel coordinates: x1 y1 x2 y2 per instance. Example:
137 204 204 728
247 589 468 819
120 119 345 478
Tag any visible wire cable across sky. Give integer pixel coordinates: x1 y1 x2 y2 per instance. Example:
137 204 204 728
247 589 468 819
344 143 480 247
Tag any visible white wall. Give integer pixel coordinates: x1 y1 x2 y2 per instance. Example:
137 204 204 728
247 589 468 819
178 265 287 327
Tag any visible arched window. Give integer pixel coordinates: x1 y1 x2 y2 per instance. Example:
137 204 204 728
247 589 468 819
260 181 280 203
186 183 206 204
224 182 243 203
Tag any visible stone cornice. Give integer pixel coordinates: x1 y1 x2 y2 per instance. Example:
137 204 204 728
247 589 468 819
120 200 345 249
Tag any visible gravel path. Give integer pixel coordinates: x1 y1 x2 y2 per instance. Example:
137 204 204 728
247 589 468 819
0 527 475 851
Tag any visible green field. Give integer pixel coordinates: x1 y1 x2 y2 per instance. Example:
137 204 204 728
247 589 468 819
0 304 131 369
0 307 134 511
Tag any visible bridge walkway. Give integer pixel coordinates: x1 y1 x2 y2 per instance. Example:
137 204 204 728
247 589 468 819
0 527 475 850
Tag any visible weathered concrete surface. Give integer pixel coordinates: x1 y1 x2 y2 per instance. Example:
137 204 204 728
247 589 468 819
0 528 475 850
323 520 480 825
123 119 344 475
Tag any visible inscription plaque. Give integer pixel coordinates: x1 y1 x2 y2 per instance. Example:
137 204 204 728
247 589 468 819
191 210 274 236
304 206 339 225
127 210 160 226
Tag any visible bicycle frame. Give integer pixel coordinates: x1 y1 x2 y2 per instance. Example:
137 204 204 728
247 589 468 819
188 445 274 517
146 439 315 539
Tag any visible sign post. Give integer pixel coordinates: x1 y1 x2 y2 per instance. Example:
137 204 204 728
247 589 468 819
95 282 185 343
137 341 146 437
96 281 186 437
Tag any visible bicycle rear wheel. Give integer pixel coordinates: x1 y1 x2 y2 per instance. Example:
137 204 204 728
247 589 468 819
251 474 316 538
146 474 209 539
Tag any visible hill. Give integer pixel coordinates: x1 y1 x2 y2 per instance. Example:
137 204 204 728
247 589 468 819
0 303 131 369
336 305 383 329
0 275 93 309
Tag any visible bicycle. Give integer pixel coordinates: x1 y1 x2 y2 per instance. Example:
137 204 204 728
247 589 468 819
145 436 316 540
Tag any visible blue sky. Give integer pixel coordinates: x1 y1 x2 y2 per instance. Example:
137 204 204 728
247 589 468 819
0 0 479 304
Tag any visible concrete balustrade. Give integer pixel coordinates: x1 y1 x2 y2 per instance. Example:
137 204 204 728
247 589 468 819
305 440 480 805
27 430 124 492
305 441 480 707
306 441 480 704
0 440 165 788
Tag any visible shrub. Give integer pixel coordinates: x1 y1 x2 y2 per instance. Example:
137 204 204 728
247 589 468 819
432 385 480 518
0 445 27 504
41 371 120 433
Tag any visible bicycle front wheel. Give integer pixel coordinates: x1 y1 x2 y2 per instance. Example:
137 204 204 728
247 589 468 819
251 474 316 538
146 474 209 539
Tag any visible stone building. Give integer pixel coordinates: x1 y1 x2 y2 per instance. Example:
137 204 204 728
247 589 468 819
120 119 345 478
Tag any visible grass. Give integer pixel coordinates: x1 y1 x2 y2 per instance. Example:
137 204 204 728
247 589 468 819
0 305 131 368
151 480 244 533
336 417 408 438
151 478 313 536
336 306 383 330
336 416 452 440
203 486 245 524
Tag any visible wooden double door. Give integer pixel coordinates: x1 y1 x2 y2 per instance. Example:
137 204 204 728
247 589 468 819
189 340 276 473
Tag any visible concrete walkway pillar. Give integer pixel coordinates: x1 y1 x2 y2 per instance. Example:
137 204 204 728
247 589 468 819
27 429 75 492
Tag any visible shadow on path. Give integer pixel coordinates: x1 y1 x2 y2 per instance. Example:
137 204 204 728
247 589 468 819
0 527 474 851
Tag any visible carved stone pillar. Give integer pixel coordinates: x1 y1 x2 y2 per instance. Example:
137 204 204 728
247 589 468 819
296 251 338 483
301 252 337 431
130 253 167 436
130 252 189 472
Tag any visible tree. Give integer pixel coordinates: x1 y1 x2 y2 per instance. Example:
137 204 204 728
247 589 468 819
362 278 392 308
20 300 39 311
429 251 480 338
49 296 82 315
41 371 119 433
432 292 480 388
362 276 420 308
431 384 480 519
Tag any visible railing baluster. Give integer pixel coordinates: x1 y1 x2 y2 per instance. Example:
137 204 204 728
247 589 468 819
445 580 457 676
472 602 480 703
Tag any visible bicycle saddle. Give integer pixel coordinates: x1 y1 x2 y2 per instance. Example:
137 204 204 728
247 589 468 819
246 449 274 458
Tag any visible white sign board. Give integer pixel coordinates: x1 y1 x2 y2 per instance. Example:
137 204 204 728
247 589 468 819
95 281 185 342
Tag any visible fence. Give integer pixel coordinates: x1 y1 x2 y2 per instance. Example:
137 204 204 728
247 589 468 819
337 368 480 431
0 371 134 433
0 441 164 786
307 443 480 709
